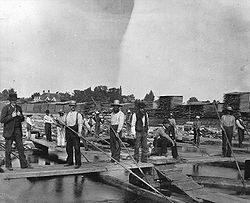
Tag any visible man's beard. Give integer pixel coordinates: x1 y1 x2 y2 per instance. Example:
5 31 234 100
113 108 119 113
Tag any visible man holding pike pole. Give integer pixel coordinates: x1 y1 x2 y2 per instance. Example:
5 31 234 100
63 100 83 169
110 100 125 164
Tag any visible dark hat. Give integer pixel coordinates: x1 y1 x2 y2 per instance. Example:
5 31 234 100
111 100 122 107
137 101 146 108
45 109 50 114
8 93 18 101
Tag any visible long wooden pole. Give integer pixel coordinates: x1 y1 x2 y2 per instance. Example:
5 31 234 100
91 97 149 182
213 103 246 191
60 121 169 200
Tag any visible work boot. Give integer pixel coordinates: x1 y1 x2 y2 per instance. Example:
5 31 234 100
6 166 13 171
74 165 81 169
64 163 74 167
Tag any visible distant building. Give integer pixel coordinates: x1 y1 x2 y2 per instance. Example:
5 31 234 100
158 95 183 110
224 92 250 113
35 90 61 102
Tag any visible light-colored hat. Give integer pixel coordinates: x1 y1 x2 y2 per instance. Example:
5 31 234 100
127 109 131 113
69 100 77 106
196 116 200 119
226 106 233 111
111 100 122 107
96 111 100 114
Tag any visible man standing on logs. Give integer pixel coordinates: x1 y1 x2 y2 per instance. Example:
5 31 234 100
64 101 83 169
235 113 245 148
43 109 54 142
221 106 235 157
193 116 201 147
110 100 125 164
131 101 149 163
0 93 33 170
168 113 176 140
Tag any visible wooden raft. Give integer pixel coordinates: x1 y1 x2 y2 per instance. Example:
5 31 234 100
155 165 248 203
0 161 153 180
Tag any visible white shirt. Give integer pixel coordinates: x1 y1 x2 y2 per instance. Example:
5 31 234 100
110 111 125 133
44 115 54 124
131 112 149 135
236 119 244 130
26 117 33 126
65 111 83 133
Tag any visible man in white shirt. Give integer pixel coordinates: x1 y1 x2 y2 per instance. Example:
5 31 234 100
43 110 54 142
236 113 245 148
110 100 125 163
64 101 83 169
131 101 149 163
221 107 235 157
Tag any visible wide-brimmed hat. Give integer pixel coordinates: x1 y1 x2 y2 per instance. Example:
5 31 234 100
111 100 122 107
137 101 146 108
226 106 233 111
8 93 19 101
69 100 77 106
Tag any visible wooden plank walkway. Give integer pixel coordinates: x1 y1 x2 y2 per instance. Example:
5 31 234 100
155 165 248 203
0 161 153 180
155 166 206 202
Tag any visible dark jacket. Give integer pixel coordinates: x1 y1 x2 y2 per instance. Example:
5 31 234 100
0 104 24 139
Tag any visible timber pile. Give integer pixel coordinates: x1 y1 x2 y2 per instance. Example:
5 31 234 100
223 93 240 111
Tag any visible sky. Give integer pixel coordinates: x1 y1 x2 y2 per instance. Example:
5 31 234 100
0 0 250 102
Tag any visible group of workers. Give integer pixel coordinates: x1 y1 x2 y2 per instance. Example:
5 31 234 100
0 92 248 171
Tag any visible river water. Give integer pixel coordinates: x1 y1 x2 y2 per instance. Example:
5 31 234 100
0 152 151 203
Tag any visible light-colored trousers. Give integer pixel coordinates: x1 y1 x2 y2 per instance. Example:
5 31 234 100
57 127 65 146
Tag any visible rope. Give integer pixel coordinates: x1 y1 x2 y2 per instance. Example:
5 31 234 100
213 103 246 190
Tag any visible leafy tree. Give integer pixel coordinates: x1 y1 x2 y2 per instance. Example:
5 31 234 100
144 90 154 102
187 97 199 103
59 92 72 102
0 88 16 101
31 92 40 100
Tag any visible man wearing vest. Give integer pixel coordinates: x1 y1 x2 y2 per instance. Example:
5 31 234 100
131 101 149 163
236 113 245 148
221 106 235 157
64 101 83 169
110 100 125 163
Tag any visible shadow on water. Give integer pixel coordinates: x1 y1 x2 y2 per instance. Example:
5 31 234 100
0 149 151 203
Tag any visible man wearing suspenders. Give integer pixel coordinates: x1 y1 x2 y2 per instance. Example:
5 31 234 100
64 101 83 169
